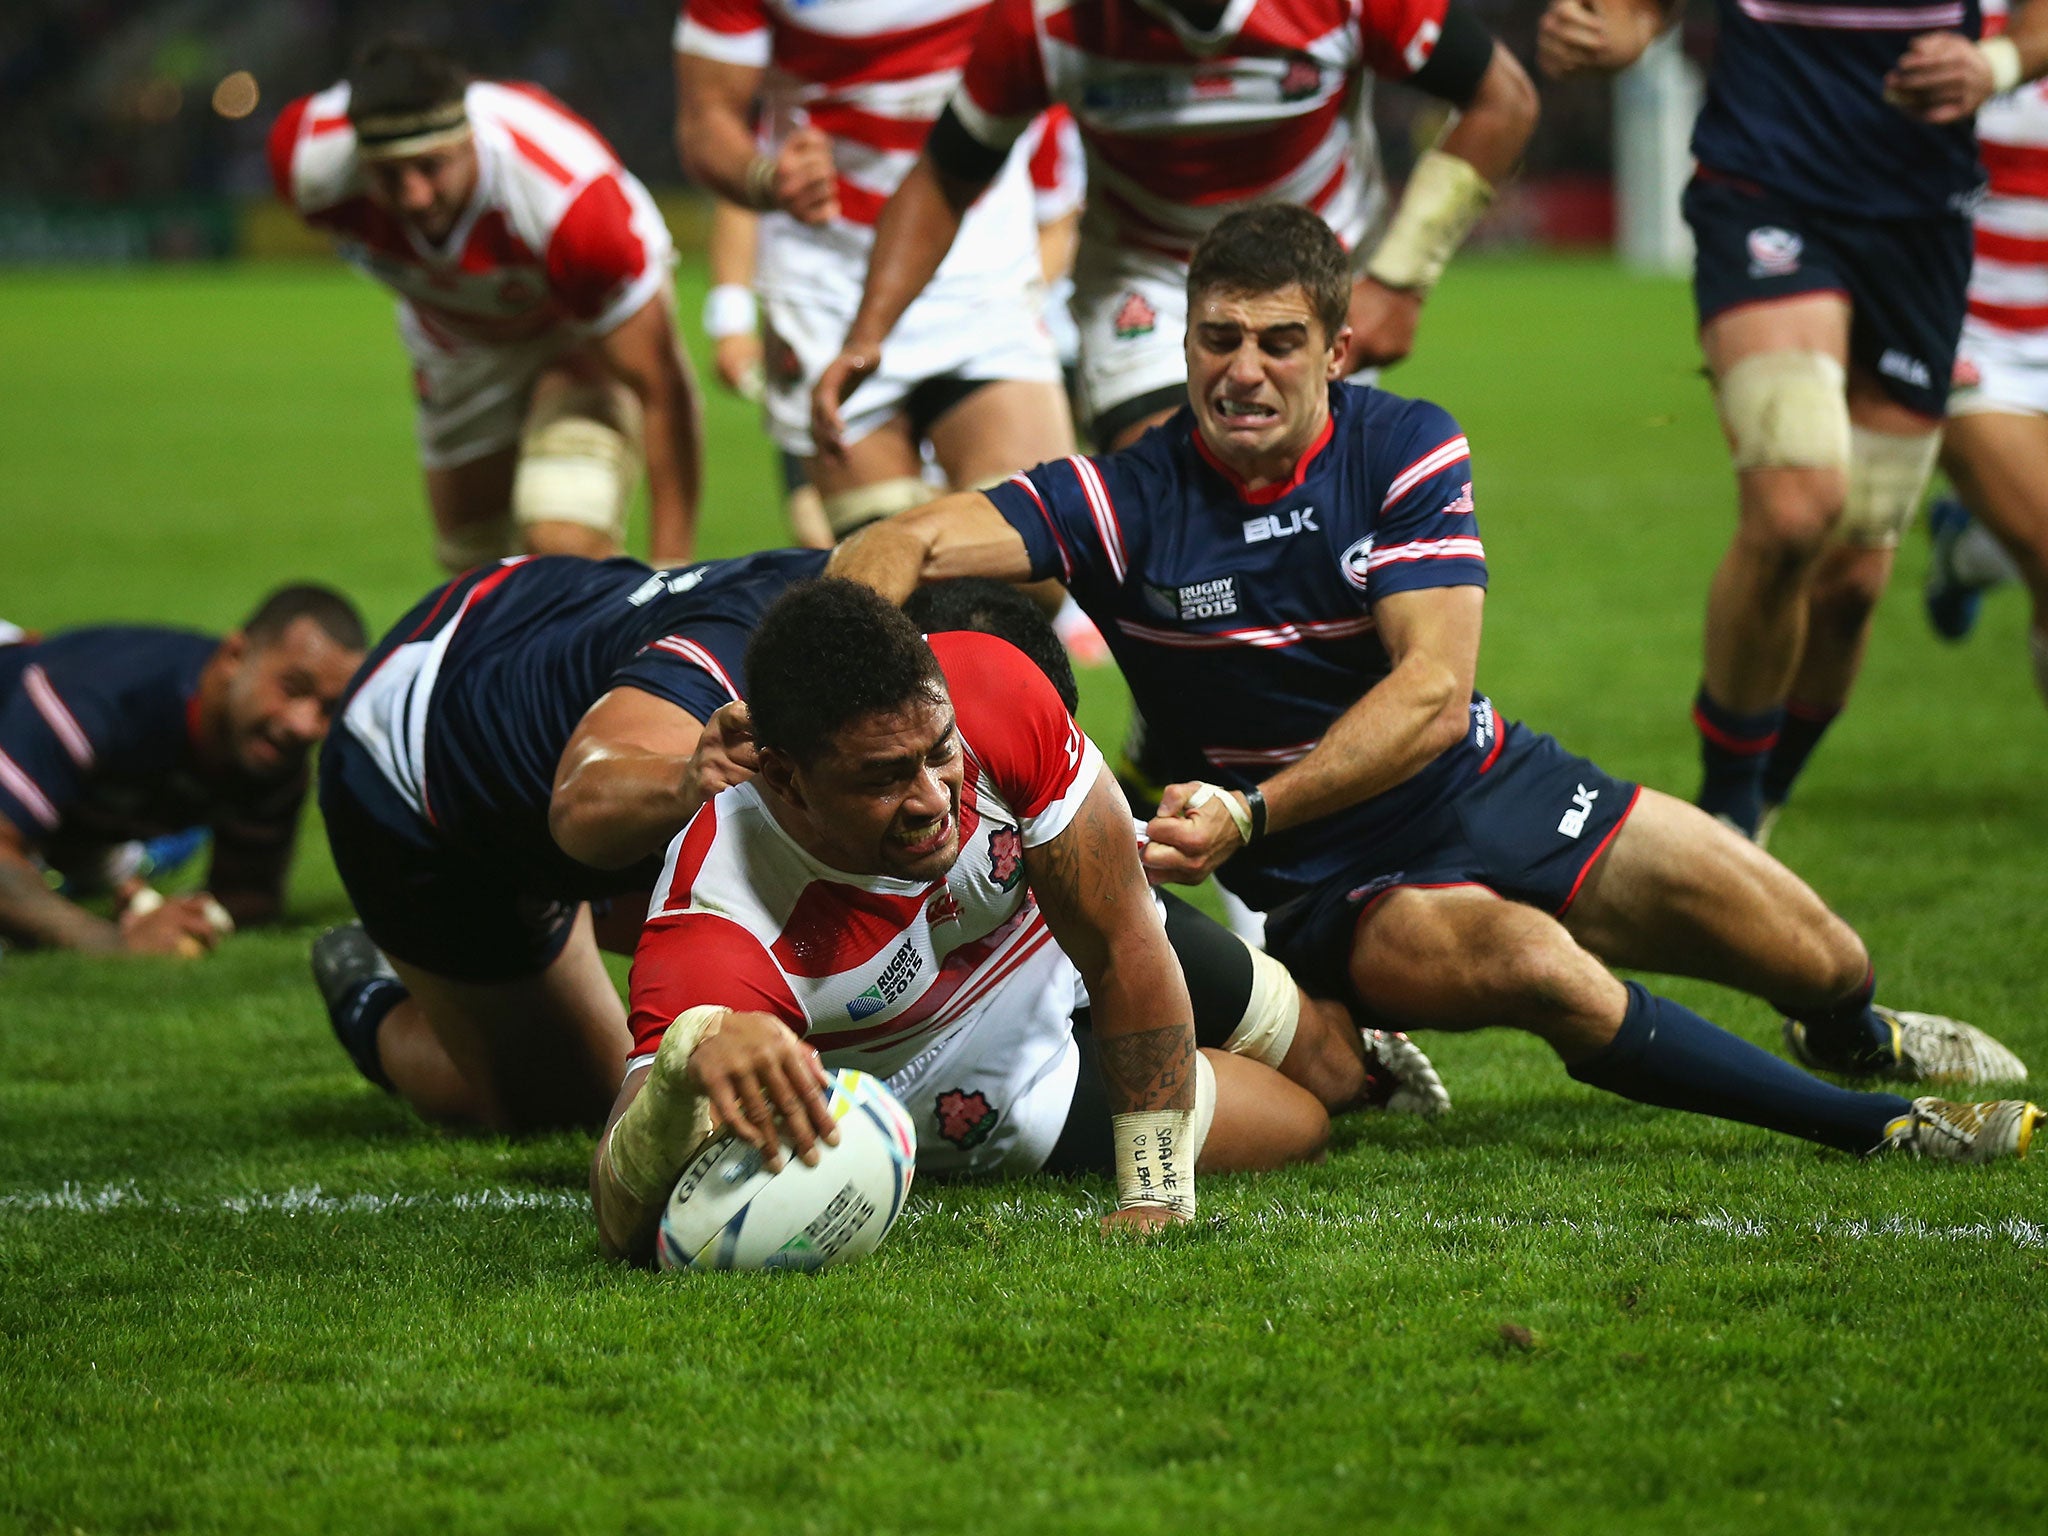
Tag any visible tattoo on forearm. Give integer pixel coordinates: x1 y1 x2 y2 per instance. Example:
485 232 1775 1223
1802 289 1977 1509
1097 1024 1197 1113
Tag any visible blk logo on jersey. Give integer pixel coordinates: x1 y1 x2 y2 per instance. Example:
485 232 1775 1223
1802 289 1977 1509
1558 783 1599 839
936 1088 998 1150
1880 349 1932 390
986 825 1023 892
1244 506 1318 543
1114 292 1157 339
847 940 923 1019
1176 577 1238 619
1746 226 1802 278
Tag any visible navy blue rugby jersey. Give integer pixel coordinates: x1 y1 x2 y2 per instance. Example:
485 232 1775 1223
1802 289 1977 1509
1692 0 1984 219
333 548 828 894
0 626 305 861
984 382 1498 910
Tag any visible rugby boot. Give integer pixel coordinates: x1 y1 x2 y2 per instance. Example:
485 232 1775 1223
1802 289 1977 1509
1924 498 1997 641
1785 1007 2028 1086
1882 1097 2042 1161
1357 1028 1451 1118
311 922 404 1089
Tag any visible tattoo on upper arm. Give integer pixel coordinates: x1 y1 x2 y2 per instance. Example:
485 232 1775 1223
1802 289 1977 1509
1096 1024 1198 1114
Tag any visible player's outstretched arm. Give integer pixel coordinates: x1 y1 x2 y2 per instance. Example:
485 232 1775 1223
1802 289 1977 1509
1535 0 1672 77
596 294 705 567
1027 769 1201 1234
1143 587 1483 884
1887 1 2048 123
0 818 219 955
811 152 994 456
552 690 761 870
826 492 1035 598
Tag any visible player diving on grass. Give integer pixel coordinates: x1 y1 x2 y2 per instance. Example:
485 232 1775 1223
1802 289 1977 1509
0 587 364 956
833 203 2042 1160
270 36 705 572
595 579 1449 1264
1538 0 2048 843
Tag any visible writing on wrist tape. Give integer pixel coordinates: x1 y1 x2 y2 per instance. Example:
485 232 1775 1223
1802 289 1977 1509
1112 1108 1197 1217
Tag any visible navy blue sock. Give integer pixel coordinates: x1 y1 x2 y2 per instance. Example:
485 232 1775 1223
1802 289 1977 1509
1693 685 1782 835
329 977 406 1093
1568 983 1909 1153
1777 964 1894 1070
1760 700 1838 807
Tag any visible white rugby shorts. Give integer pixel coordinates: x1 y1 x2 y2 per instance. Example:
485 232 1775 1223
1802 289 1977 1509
398 304 570 470
1951 318 2048 417
761 277 1062 459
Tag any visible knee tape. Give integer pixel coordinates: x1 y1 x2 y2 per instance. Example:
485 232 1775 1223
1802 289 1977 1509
1839 426 1940 547
1222 946 1302 1069
512 387 641 539
823 476 934 541
1715 352 1850 472
434 518 516 574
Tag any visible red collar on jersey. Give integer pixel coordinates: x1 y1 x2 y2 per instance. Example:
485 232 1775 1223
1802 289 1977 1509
1191 410 1335 506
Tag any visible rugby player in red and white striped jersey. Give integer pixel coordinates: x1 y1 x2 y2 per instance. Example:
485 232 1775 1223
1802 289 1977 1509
673 0 1076 541
271 37 703 572
811 0 1535 453
1936 0 2048 707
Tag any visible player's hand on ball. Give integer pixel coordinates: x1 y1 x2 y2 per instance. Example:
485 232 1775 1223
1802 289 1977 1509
688 700 762 802
776 128 841 225
1100 1204 1186 1237
119 890 227 958
1343 278 1424 371
687 1011 841 1172
1885 32 1997 123
1141 781 1245 883
1536 0 1617 77
811 349 881 459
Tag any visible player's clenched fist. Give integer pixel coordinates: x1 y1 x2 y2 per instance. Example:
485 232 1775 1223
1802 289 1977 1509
1344 277 1424 371
1141 780 1250 883
686 1010 840 1172
686 700 762 802
118 891 229 958
773 127 841 225
1885 32 2002 124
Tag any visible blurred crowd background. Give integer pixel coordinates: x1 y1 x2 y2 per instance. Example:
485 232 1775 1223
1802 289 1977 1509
0 0 1711 261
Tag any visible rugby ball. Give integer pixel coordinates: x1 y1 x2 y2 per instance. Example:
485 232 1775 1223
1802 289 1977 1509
656 1069 917 1272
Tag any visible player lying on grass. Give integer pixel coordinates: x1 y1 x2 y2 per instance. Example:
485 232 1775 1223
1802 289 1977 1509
595 579 1440 1262
0 586 363 956
833 203 2043 1161
271 36 704 571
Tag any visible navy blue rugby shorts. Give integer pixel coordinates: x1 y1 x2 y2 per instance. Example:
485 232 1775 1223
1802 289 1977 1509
1683 169 1971 419
1260 723 1640 1006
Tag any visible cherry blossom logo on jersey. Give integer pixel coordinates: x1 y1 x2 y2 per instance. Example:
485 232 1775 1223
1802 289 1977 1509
496 275 540 308
1953 356 1983 391
1280 58 1322 100
1745 226 1802 279
987 825 1024 892
936 1089 999 1150
1114 292 1157 340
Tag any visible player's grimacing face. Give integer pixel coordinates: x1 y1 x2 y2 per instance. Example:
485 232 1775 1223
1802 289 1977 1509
221 618 362 778
797 694 965 882
362 137 479 242
1185 283 1346 471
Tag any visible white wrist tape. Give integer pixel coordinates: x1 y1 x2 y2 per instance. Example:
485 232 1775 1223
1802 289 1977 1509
1184 782 1252 845
1980 35 2024 96
1113 1108 1198 1216
702 283 759 339
1365 149 1496 295
605 1005 725 1206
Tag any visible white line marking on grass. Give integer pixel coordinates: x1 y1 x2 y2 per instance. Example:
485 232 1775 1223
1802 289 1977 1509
3 1186 2042 1249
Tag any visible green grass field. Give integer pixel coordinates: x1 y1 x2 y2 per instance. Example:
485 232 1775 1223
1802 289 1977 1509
2 258 2044 1535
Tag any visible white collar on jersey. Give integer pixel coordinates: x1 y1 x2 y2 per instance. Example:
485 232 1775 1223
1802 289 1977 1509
740 781 953 900
1130 0 1263 55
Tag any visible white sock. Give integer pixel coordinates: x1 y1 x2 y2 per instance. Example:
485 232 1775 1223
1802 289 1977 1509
1954 520 2023 587
2030 627 2048 708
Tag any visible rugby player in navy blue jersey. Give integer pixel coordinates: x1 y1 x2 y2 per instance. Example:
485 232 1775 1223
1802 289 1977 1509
835 204 2042 1159
1540 0 2048 843
311 549 830 1134
0 587 365 956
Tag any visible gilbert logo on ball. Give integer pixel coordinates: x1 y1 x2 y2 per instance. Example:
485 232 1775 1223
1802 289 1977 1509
656 1070 917 1272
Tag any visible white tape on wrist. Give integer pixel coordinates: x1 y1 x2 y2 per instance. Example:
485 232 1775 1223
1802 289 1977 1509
1365 148 1495 295
1980 35 2024 95
1184 782 1252 846
1112 1108 1197 1216
702 283 758 339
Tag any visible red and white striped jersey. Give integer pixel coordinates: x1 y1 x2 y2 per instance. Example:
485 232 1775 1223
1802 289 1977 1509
270 81 673 345
674 0 1040 298
628 632 1107 1168
949 0 1447 260
1969 0 2048 337
1023 103 1086 225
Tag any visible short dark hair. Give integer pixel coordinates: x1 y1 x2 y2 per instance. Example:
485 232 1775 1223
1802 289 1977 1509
241 584 367 653
746 580 946 764
905 579 1079 715
347 36 469 127
1186 204 1352 344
